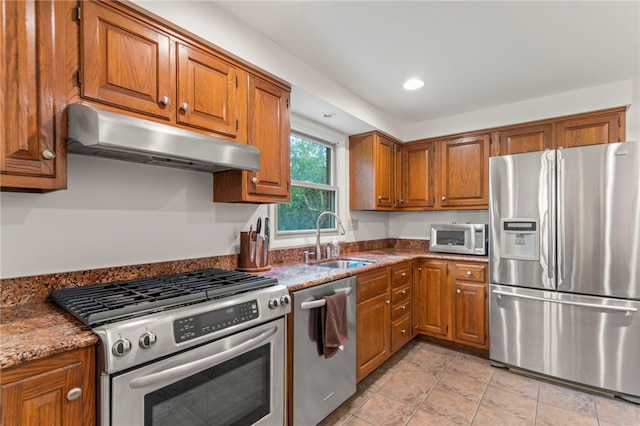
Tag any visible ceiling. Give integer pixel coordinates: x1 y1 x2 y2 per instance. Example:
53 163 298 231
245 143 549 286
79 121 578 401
213 1 640 135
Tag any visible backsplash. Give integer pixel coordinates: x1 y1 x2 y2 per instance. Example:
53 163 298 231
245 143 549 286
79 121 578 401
0 238 428 307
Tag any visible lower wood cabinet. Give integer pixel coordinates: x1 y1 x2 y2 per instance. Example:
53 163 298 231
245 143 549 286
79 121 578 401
355 261 415 382
0 346 95 426
413 259 489 350
356 267 390 382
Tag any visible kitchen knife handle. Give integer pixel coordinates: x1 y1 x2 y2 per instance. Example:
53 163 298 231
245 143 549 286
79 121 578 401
256 217 262 235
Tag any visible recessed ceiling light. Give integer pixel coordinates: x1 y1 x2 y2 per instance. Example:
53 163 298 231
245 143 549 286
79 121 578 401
403 78 424 90
321 112 336 119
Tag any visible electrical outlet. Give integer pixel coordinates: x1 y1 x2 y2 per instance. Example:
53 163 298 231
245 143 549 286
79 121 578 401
348 219 359 231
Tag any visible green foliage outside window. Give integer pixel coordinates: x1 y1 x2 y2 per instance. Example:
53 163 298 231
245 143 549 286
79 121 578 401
277 135 337 232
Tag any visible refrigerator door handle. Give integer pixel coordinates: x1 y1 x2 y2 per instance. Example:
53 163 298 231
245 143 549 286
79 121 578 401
557 156 566 281
493 290 638 313
547 152 556 280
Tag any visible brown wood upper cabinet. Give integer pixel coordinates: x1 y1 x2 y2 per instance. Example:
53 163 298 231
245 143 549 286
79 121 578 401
499 124 553 155
556 109 625 148
1 0 68 191
437 134 490 209
213 75 291 203
80 0 245 141
349 131 401 210
401 142 435 209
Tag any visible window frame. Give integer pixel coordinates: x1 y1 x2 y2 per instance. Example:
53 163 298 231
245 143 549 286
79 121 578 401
275 131 339 237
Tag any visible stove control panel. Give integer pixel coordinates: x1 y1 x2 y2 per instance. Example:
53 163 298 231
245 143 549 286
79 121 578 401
173 300 259 343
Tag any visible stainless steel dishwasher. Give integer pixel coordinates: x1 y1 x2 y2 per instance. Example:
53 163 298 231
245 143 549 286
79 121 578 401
292 276 356 425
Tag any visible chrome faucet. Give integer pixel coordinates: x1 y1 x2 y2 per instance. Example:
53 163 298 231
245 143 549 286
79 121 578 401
316 211 346 260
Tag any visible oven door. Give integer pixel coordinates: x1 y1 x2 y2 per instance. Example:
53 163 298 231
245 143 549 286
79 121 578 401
108 318 285 426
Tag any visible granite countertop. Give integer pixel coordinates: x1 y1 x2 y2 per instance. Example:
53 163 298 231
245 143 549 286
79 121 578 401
0 248 486 370
0 301 98 370
261 248 488 292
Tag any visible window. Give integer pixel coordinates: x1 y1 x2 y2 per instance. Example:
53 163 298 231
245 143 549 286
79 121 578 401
276 133 337 234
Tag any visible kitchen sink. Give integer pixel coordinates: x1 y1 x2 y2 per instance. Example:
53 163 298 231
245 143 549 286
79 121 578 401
317 259 375 269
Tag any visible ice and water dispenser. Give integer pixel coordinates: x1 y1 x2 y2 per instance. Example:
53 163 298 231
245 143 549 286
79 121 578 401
500 219 539 260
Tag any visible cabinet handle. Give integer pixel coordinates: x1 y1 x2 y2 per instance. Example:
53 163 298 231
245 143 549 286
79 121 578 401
66 387 82 401
466 271 472 276
441 196 446 201
42 149 56 160
456 289 461 294
401 329 406 335
401 273 406 278
418 267 422 271
180 103 189 111
160 96 171 105
378 196 382 200
401 289 406 295
386 300 390 305
251 177 258 184
402 305 407 311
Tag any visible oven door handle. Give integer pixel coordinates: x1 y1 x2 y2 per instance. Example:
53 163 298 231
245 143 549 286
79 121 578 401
129 326 277 389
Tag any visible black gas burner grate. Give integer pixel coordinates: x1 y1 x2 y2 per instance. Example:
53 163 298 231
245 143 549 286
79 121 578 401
50 268 277 327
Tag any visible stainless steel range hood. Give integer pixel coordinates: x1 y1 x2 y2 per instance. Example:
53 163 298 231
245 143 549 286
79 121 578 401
66 103 260 173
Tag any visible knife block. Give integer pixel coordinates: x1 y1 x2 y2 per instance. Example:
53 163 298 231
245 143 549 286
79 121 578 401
237 231 271 272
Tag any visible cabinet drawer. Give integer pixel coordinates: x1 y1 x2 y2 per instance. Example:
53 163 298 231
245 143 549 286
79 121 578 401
454 263 487 283
392 300 411 320
391 314 412 353
356 269 389 302
391 264 411 287
391 283 410 304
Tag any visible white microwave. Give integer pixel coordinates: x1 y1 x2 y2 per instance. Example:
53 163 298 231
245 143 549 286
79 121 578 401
430 223 488 255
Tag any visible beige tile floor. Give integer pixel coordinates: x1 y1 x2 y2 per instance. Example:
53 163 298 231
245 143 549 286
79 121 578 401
319 340 640 426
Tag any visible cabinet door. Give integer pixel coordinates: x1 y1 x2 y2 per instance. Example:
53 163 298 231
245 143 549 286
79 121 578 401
81 0 175 120
402 142 435 209
1 0 67 191
417 260 450 338
374 134 396 209
556 111 623 148
356 293 390 382
500 124 553 155
356 268 390 382
438 134 489 208
0 347 95 426
453 281 487 348
176 42 238 137
246 75 290 200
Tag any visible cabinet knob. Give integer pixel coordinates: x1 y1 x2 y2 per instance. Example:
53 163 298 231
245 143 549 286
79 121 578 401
466 271 472 276
401 273 406 278
401 329 406 335
42 149 56 160
456 289 461 294
418 267 422 271
180 103 189 111
66 387 82 401
401 289 406 295
386 300 390 305
441 196 446 201
251 177 258 184
378 196 382 200
160 96 171 105
402 305 407 311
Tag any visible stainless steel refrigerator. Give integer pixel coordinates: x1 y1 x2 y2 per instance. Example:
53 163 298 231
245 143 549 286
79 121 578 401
489 141 640 403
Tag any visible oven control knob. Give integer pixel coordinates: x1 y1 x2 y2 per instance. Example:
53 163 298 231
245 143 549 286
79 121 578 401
112 338 132 357
268 298 279 309
139 331 157 349
280 295 291 306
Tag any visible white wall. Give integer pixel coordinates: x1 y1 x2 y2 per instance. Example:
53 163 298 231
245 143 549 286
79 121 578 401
404 79 638 142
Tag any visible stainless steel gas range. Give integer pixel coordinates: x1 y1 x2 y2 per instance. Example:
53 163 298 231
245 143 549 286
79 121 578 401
50 268 291 426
